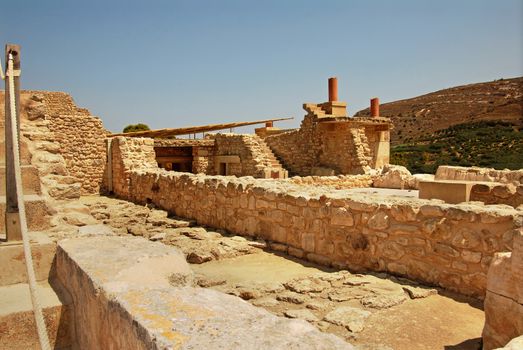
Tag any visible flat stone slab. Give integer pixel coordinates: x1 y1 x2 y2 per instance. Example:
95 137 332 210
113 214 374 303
324 306 371 333
418 179 500 204
57 236 353 349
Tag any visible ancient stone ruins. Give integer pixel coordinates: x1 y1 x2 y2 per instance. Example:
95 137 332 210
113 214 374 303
1 49 522 350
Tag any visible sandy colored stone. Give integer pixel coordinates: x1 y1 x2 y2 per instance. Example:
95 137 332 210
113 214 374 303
252 297 280 307
284 277 331 294
402 285 438 299
56 236 353 349
284 309 319 322
277 291 308 304
324 307 371 333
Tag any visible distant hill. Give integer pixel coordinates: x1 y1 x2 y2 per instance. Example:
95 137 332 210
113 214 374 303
390 120 523 174
354 77 523 173
354 77 523 146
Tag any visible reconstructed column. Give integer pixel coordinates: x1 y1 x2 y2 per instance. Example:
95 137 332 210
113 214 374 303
328 77 338 102
370 97 379 117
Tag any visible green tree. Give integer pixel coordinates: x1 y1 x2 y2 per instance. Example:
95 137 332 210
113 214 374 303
123 123 150 133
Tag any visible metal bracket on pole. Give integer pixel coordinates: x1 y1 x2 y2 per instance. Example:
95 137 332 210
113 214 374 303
4 44 22 241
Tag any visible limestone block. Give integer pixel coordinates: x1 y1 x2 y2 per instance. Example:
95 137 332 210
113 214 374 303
482 229 523 349
419 180 474 204
56 236 353 349
373 164 417 189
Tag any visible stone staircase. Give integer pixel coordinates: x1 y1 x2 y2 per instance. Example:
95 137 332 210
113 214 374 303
0 123 51 233
303 103 327 117
0 232 73 349
1 92 73 348
245 135 288 179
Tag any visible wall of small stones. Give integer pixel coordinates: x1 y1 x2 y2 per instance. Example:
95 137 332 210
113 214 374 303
109 137 157 198
471 183 523 208
192 145 215 174
47 114 108 194
25 91 110 195
118 167 522 298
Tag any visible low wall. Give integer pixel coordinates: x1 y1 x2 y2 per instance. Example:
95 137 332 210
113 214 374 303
123 169 522 298
471 183 523 208
56 236 352 349
436 166 523 185
288 174 373 189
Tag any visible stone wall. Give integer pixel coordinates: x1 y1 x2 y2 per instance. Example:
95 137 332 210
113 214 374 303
436 166 523 185
213 134 287 178
118 168 522 298
265 104 391 176
192 145 215 174
108 137 157 198
47 114 108 194
471 183 523 208
152 136 287 178
21 91 109 195
288 174 373 189
482 228 523 349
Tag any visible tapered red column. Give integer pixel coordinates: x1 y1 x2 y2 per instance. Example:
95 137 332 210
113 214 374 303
371 97 379 117
328 77 338 102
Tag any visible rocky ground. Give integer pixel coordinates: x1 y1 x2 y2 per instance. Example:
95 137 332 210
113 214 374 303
46 195 484 350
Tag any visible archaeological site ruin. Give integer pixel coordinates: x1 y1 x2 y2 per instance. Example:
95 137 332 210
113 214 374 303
1 44 522 350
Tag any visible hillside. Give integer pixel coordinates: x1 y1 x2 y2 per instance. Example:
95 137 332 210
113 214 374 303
390 120 523 174
354 77 523 145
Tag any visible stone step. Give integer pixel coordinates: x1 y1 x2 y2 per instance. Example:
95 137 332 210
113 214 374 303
0 165 42 196
0 231 56 287
0 195 51 233
0 281 73 349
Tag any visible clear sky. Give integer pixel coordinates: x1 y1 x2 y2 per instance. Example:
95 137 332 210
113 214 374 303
1 0 522 133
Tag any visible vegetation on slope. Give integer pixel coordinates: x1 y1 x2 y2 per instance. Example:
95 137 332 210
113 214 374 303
354 77 523 146
391 121 523 174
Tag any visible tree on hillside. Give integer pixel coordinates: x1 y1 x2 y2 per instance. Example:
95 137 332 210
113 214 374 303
123 123 150 133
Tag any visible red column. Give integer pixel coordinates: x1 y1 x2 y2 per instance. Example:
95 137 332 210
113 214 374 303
370 97 380 117
328 77 338 102
265 121 273 127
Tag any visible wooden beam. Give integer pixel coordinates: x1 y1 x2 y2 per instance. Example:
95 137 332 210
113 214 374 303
110 117 294 138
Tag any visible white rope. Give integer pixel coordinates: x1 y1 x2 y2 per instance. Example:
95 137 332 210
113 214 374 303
0 57 4 80
7 53 51 350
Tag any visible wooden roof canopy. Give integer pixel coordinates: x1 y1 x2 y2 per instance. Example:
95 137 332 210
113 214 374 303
109 117 293 138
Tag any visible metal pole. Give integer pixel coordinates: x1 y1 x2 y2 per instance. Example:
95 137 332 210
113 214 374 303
4 44 22 241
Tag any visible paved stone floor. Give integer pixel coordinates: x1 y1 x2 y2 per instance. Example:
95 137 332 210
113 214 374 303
50 195 484 350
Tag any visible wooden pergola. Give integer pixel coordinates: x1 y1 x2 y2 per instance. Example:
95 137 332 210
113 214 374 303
109 117 293 138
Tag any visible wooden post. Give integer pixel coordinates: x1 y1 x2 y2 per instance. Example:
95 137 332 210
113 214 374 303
4 44 22 241
106 139 113 193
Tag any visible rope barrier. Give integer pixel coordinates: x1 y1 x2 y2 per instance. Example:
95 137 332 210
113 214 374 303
6 53 51 350
0 56 4 80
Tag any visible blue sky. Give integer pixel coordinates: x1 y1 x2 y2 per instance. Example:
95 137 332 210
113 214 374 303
2 0 522 132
